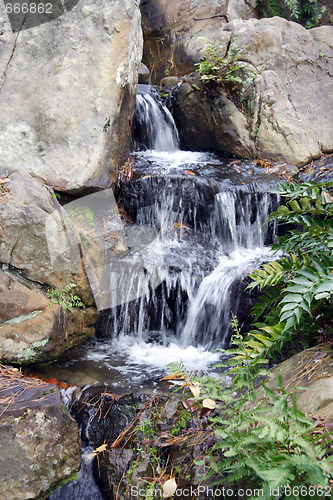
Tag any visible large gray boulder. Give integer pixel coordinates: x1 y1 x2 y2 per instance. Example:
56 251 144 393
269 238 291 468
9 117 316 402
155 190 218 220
175 18 333 166
0 166 92 299
140 0 259 82
0 365 81 499
0 0 142 194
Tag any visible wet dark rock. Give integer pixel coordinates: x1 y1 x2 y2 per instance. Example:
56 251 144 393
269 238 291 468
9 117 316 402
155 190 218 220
93 395 223 500
138 63 150 84
71 389 149 449
121 175 218 230
0 366 81 500
93 449 134 500
299 155 333 183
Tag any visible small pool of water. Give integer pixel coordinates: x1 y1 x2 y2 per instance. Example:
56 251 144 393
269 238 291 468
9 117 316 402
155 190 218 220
36 335 224 393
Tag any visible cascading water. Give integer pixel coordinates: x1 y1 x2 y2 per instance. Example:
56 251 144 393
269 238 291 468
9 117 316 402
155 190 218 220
95 85 279 359
133 85 179 151
40 84 280 390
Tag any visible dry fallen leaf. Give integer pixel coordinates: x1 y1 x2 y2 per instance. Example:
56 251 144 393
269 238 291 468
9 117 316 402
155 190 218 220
203 398 216 409
160 372 184 381
188 381 200 398
172 222 191 231
85 443 109 462
163 477 177 498
114 240 127 252
94 444 109 454
324 191 333 203
182 398 198 412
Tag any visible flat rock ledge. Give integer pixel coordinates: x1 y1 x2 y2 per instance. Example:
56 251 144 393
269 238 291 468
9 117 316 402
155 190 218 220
0 365 81 500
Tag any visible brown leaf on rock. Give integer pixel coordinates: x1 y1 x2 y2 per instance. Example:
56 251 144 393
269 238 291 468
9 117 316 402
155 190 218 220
160 372 184 381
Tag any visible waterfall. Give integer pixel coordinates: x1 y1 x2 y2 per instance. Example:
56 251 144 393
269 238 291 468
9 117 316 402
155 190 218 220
132 85 179 152
39 85 280 388
214 188 277 252
98 177 278 351
94 85 280 364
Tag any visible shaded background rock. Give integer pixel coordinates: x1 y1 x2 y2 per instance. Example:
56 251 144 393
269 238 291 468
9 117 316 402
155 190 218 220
140 0 259 83
174 18 333 165
0 0 142 194
0 366 81 500
138 62 150 84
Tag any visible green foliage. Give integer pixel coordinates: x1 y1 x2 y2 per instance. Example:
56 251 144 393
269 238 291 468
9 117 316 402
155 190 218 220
208 376 333 498
246 181 333 354
194 38 243 89
257 0 325 27
43 185 61 200
171 410 192 436
68 206 95 228
47 282 85 312
169 317 333 498
168 183 333 495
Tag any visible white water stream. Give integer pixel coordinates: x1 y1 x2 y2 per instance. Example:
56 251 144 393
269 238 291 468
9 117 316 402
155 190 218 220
41 85 279 391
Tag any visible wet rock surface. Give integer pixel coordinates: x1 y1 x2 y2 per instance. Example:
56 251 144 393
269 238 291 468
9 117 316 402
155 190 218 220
71 388 150 449
298 154 333 183
0 365 81 500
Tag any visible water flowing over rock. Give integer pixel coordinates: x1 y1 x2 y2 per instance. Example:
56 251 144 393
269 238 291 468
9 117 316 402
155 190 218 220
140 0 259 82
0 0 142 194
175 18 333 165
0 366 81 499
94 86 280 355
133 85 179 151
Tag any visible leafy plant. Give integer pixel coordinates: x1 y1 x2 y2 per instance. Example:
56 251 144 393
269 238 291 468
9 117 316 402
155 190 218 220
166 182 333 496
47 282 85 312
194 39 258 115
245 181 333 358
166 316 333 498
257 0 325 27
68 206 95 228
194 39 243 89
